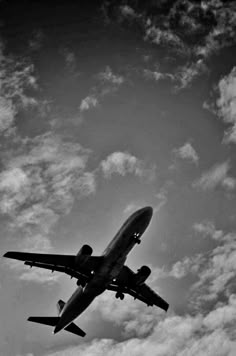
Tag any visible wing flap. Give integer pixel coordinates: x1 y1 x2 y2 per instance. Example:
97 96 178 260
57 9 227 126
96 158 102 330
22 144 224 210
24 261 89 280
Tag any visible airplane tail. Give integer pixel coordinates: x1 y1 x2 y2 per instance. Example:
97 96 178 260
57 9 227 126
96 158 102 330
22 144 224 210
28 316 86 337
57 299 65 315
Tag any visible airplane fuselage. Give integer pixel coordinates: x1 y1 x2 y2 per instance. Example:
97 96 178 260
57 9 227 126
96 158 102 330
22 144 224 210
54 206 153 334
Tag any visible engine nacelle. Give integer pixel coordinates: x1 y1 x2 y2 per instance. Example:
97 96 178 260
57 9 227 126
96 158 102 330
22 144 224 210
134 265 151 285
75 244 93 267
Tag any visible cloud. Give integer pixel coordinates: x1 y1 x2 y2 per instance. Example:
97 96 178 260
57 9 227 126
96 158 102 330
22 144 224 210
120 5 138 19
97 66 124 87
216 67 236 144
6 234 60 284
80 95 98 112
193 221 223 241
143 69 174 82
169 227 236 302
46 293 236 356
144 23 185 51
0 97 15 132
100 152 155 181
193 161 236 191
79 66 124 114
174 60 207 90
123 202 142 215
1 132 96 282
168 255 204 279
173 141 199 164
191 233 236 302
155 188 168 213
0 48 38 133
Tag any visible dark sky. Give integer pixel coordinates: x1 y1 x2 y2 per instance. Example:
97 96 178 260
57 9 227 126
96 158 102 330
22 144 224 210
0 1 236 355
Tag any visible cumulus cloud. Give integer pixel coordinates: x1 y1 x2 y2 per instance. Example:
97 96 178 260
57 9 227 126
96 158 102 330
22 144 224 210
216 67 236 144
100 151 155 181
193 220 223 240
193 161 236 191
120 5 138 19
144 23 185 51
97 66 124 90
46 293 236 356
192 233 236 302
168 254 204 279
80 95 98 112
174 60 207 90
169 227 236 302
1 132 96 282
173 141 199 164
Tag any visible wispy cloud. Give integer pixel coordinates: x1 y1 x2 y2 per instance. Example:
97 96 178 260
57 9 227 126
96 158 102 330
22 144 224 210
0 47 38 133
173 141 199 165
193 161 236 191
100 151 155 181
79 66 124 115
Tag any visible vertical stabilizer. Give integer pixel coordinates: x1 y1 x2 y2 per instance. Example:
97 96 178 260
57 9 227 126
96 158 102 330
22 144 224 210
57 299 65 315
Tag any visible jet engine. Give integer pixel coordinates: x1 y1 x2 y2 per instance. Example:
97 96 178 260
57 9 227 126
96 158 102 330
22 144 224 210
134 265 151 285
75 244 93 267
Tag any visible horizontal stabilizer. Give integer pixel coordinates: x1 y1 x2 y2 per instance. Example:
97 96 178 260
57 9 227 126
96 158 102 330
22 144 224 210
65 322 86 337
28 316 86 337
28 316 59 326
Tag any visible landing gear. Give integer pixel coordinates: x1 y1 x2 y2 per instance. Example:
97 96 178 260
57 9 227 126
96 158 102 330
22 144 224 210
115 291 124 300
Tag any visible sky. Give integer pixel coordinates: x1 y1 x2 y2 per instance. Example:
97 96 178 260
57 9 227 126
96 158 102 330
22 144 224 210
0 0 236 355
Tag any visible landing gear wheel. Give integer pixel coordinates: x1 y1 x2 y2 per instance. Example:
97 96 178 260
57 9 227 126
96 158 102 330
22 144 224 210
115 292 124 300
134 238 141 244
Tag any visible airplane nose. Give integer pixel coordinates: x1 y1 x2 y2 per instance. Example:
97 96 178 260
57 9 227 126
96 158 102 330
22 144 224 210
142 206 153 218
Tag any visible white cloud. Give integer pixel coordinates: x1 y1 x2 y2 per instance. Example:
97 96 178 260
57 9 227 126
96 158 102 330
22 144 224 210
98 66 124 86
168 255 204 279
216 67 236 144
173 141 199 164
193 161 236 191
100 151 155 181
80 95 98 112
155 188 168 213
120 5 138 19
1 132 96 282
123 202 142 215
144 24 184 50
0 97 15 132
174 60 207 90
46 293 236 356
6 234 60 284
192 234 236 301
193 221 223 240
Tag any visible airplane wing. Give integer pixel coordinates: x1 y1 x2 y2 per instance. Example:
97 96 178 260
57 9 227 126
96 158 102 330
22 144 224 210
107 265 169 312
3 251 103 281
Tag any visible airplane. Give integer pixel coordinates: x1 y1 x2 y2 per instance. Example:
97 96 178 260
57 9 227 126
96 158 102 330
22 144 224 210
4 206 169 337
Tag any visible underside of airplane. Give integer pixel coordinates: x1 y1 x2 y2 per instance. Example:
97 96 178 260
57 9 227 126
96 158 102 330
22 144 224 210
4 206 169 337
